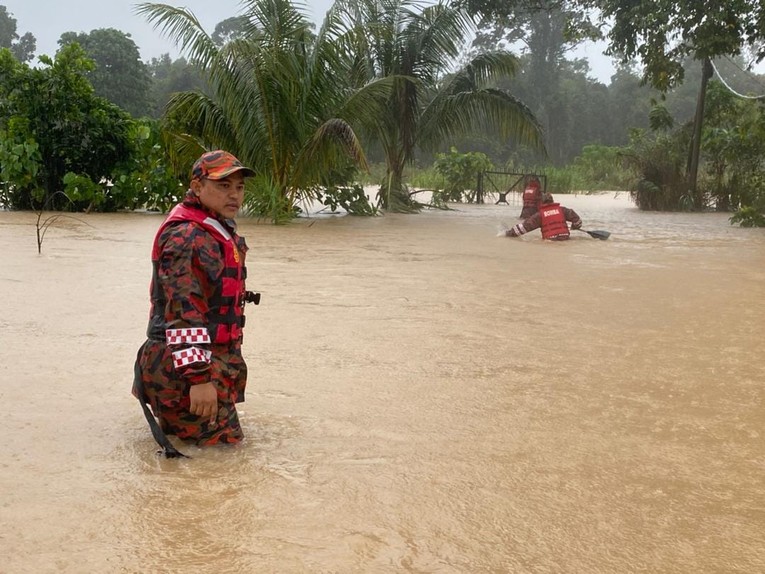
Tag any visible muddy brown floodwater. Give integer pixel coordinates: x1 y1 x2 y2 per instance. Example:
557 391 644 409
0 192 763 573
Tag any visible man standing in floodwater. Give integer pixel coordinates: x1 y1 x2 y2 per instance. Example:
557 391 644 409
501 192 582 241
133 150 257 456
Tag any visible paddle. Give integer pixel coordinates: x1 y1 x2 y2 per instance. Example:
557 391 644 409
576 228 611 240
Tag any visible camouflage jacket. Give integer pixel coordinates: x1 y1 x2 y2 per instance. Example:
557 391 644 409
146 192 248 385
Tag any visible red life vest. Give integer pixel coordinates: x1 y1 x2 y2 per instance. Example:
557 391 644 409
522 186 541 210
149 203 246 345
539 203 570 240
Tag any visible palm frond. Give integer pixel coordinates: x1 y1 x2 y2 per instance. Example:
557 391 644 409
420 88 545 153
292 117 369 187
134 3 219 69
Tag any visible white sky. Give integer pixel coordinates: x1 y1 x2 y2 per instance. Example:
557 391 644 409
3 0 618 83
2 0 334 60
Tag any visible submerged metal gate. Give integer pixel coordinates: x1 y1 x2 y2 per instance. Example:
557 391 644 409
475 171 547 205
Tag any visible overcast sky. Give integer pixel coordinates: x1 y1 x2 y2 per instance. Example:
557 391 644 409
2 1 334 59
2 0 617 83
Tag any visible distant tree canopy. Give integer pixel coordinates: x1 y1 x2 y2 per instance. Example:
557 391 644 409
58 28 153 117
146 54 209 119
0 5 36 62
593 0 765 90
211 16 250 46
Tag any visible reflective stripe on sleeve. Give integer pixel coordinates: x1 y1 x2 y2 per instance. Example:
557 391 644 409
166 327 211 345
171 346 212 369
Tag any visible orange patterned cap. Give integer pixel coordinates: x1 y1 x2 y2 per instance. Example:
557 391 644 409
191 150 255 181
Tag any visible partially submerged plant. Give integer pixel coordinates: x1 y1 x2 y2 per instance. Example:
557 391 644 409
34 190 91 254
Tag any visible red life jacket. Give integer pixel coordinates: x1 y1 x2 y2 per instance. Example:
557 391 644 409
539 203 570 240
522 186 541 210
149 203 246 345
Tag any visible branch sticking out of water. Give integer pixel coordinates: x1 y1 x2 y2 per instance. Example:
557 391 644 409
35 191 92 254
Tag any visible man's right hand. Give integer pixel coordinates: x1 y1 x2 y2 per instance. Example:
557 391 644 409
190 382 218 423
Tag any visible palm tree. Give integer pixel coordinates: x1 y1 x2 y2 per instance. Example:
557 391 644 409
335 0 544 211
136 0 386 222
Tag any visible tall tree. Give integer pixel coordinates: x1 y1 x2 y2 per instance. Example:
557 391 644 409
58 28 152 117
0 5 36 62
470 1 600 165
592 0 765 206
337 0 543 211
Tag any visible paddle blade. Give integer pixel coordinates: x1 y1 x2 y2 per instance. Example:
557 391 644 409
577 229 611 240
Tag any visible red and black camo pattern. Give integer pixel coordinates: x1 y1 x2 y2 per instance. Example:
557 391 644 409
191 150 255 181
134 195 250 445
135 341 247 445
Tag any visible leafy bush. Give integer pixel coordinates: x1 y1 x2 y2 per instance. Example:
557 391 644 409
433 147 493 204
243 174 299 224
0 136 41 209
620 128 694 210
317 184 378 216
730 206 765 227
0 45 135 211
62 173 105 212
108 121 185 213
569 145 634 191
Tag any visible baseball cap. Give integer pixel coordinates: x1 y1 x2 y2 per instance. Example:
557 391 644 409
191 150 256 181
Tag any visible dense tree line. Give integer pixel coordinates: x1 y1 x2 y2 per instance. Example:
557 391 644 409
0 2 681 164
0 1 764 222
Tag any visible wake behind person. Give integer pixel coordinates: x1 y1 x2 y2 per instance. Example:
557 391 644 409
501 192 582 241
132 150 257 456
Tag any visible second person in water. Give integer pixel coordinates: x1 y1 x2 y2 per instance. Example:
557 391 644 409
501 192 582 241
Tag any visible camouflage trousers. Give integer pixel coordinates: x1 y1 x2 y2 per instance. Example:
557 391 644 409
134 339 248 446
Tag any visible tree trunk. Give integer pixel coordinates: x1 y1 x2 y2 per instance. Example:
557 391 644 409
379 157 416 212
687 57 713 208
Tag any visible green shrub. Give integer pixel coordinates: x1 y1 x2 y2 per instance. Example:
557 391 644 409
243 174 299 224
730 206 765 227
62 172 106 212
317 184 378 216
433 147 493 203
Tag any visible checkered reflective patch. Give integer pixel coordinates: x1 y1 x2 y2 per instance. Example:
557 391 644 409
171 346 212 368
166 327 211 345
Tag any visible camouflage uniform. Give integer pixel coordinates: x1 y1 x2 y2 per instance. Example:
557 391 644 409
134 191 250 446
